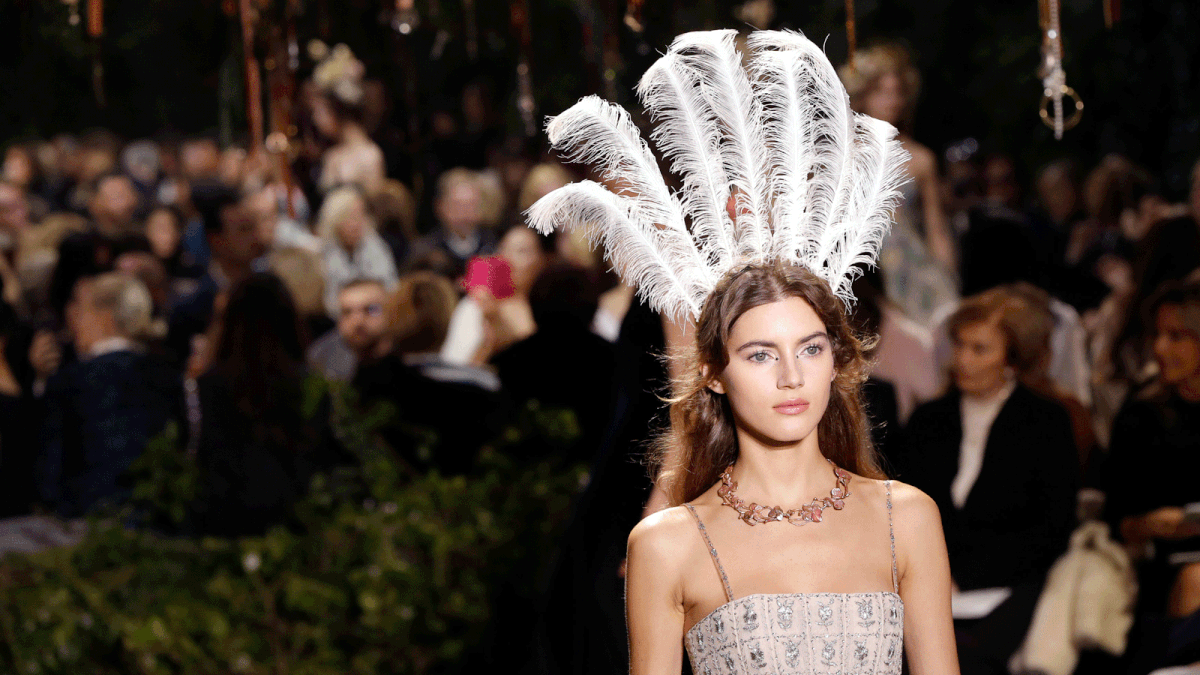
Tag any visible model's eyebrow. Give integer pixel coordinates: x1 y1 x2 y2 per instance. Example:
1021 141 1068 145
735 332 829 351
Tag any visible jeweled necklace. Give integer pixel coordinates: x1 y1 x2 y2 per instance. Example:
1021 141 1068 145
718 458 851 526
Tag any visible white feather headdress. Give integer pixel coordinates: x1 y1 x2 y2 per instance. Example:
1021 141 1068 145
526 29 909 321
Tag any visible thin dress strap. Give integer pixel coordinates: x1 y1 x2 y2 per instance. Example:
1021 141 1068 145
885 480 899 594
683 503 734 602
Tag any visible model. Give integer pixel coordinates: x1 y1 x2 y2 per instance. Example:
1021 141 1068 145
527 29 959 674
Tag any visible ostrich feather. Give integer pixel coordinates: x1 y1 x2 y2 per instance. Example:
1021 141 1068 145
637 53 735 270
822 116 909 303
544 96 685 237
526 180 712 321
526 29 908 319
668 30 772 262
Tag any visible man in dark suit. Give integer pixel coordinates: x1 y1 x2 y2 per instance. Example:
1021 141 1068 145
166 183 265 366
37 273 182 517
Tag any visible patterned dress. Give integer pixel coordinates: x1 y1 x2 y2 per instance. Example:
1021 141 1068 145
682 482 903 674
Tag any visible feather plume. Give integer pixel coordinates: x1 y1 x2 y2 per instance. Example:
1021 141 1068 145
526 29 908 319
668 30 772 261
637 53 735 270
823 116 909 303
526 180 712 320
544 96 685 236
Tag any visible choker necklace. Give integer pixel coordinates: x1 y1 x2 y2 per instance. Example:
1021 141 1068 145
718 458 851 526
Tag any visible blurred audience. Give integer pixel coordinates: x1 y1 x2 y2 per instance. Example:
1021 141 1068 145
317 186 399 318
188 273 343 537
308 279 391 383
902 288 1079 675
37 273 181 518
412 168 495 279
3 38 1200 672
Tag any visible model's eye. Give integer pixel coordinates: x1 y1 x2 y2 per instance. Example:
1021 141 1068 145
749 351 773 363
801 343 824 357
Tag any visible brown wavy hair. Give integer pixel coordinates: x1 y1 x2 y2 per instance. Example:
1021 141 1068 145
654 261 885 506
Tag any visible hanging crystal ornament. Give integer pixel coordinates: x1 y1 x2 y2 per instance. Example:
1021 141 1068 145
389 0 420 35
509 0 536 137
1038 0 1082 140
62 0 81 27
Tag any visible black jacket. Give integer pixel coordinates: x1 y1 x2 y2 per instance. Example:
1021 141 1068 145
902 384 1078 590
37 350 184 518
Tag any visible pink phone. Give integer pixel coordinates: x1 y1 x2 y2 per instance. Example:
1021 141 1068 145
462 256 515 300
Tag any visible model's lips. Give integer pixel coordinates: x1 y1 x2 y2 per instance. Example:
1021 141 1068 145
773 398 810 414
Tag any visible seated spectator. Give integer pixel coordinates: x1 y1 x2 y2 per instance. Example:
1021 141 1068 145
189 273 343 537
144 205 203 281
1103 281 1200 671
0 298 36 517
308 279 391 383
411 168 495 279
243 183 318 254
492 264 613 460
316 187 398 319
0 181 33 257
88 173 143 240
353 272 508 473
367 179 418 270
440 223 550 365
268 246 329 340
36 273 182 517
167 186 264 366
902 288 1079 675
389 272 498 391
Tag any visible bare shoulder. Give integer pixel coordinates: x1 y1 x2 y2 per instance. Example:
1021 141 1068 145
627 505 699 572
882 480 945 548
904 140 937 178
885 480 940 520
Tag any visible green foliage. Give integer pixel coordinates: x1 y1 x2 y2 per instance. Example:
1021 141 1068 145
0 382 587 674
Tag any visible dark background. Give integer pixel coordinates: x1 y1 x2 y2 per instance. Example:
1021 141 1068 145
2 0 1198 195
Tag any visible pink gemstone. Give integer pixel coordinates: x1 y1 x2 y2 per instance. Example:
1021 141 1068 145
811 508 823 522
832 499 845 510
830 487 845 499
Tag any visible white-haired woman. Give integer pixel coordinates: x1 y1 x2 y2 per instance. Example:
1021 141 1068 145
317 187 399 318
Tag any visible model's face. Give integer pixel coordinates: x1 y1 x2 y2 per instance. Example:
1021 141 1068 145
863 73 906 126
952 319 1010 397
1154 304 1200 386
710 297 835 446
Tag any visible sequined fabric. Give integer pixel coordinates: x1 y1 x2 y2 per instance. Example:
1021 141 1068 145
685 592 903 674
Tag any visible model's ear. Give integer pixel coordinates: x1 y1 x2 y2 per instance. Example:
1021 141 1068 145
703 365 725 395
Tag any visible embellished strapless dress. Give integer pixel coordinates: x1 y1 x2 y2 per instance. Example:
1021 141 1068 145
682 482 904 674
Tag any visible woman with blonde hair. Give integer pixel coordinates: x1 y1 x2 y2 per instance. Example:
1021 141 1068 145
841 44 958 326
316 186 398 318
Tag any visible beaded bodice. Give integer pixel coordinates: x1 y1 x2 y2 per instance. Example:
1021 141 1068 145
685 592 903 673
682 481 903 674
